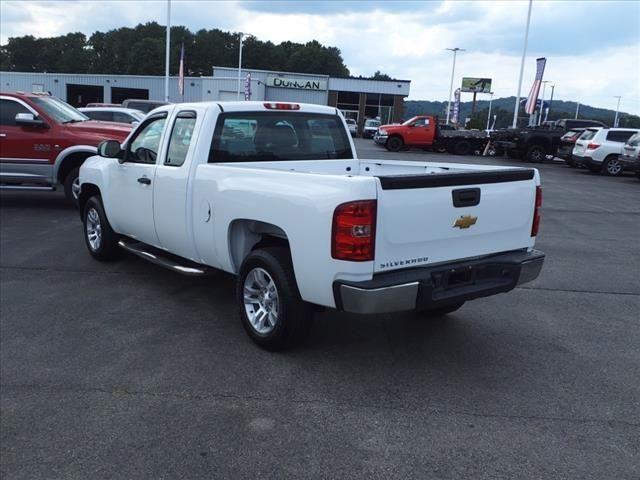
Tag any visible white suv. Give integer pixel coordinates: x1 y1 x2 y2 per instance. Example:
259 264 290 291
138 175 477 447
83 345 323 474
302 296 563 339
572 127 640 176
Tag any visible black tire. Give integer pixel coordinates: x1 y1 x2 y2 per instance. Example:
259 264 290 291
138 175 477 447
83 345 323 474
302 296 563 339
237 247 312 351
386 136 404 152
82 196 120 261
602 155 623 176
526 145 546 163
453 140 471 156
418 302 465 317
63 166 81 207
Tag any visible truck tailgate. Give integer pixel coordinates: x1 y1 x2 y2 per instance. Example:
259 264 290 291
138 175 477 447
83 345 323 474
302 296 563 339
374 169 537 273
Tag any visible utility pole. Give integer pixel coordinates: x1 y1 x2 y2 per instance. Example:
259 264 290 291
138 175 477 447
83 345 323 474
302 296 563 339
237 32 245 100
445 47 465 125
512 0 533 128
544 84 554 123
613 96 621 127
164 0 171 102
575 102 580 119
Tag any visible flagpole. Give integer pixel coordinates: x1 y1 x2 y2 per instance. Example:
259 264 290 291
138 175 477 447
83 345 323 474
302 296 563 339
164 0 171 102
512 0 533 128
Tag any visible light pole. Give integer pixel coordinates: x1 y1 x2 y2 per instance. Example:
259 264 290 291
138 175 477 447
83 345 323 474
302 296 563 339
164 0 171 102
538 80 550 126
486 92 494 130
237 32 254 100
613 95 621 127
512 0 533 128
445 47 465 125
546 83 555 122
575 102 580 119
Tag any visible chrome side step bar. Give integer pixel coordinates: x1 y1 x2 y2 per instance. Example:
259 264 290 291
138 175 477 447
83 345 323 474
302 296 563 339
117 240 214 276
0 185 55 191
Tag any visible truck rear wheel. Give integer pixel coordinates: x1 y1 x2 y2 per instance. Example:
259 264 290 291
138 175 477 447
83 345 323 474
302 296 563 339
237 247 312 351
526 145 546 163
386 136 404 152
453 140 471 156
82 196 120 261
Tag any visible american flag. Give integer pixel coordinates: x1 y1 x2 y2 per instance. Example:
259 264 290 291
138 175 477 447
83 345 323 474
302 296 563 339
525 57 546 115
178 43 185 96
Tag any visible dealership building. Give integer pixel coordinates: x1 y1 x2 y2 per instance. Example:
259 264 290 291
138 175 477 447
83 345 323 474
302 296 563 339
0 67 410 128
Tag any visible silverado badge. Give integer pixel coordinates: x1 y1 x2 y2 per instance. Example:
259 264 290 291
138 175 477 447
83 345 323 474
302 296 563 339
453 215 477 229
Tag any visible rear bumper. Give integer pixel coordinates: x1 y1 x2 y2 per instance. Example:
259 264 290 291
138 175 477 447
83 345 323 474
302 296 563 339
334 249 544 314
556 145 574 159
619 155 640 172
572 154 596 167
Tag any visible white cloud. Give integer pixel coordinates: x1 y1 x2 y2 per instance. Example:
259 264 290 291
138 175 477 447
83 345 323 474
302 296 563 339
1 0 638 114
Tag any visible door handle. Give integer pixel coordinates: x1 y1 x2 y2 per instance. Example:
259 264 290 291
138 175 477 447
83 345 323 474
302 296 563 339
137 176 151 185
0 133 7 138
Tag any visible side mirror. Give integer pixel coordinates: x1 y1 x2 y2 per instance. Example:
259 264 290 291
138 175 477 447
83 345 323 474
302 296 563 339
15 113 47 128
97 140 122 159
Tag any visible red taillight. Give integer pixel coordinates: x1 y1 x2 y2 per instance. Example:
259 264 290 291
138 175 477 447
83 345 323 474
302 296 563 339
587 143 600 150
332 200 377 261
531 186 542 237
263 102 300 110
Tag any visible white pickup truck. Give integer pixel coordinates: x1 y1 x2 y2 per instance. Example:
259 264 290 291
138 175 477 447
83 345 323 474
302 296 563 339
79 101 544 350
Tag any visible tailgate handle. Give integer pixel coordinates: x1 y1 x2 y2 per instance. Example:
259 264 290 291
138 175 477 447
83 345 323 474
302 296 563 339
452 188 480 207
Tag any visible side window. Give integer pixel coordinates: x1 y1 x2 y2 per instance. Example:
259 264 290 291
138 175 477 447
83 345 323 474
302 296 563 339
113 112 134 124
126 115 167 164
165 111 196 167
414 118 429 127
606 130 635 143
0 99 30 126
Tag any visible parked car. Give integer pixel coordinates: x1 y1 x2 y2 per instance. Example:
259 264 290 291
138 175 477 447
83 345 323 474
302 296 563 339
121 98 170 113
79 101 544 350
557 128 586 166
0 91 132 205
619 132 640 179
572 127 640 175
345 118 358 137
79 107 145 125
491 118 606 162
362 119 380 139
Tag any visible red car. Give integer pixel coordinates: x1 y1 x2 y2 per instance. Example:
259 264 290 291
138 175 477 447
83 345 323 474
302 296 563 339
0 92 132 205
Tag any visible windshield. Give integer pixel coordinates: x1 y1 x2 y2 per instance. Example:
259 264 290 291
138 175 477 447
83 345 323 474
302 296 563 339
579 129 599 141
402 116 419 126
626 133 640 147
210 112 353 162
30 96 88 123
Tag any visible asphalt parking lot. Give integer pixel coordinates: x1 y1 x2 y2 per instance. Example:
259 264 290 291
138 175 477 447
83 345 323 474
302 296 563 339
1 138 639 479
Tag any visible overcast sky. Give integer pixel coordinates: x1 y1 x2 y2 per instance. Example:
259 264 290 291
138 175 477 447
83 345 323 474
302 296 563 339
2 0 639 114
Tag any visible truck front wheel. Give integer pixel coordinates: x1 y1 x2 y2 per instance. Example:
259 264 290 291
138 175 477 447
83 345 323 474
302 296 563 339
386 136 404 152
237 247 312 351
82 196 120 261
63 167 81 207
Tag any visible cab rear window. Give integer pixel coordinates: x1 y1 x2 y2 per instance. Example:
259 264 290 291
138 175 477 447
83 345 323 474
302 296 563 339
209 112 353 163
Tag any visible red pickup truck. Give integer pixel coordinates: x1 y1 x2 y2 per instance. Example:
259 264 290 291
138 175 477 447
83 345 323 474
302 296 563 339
373 115 488 155
0 92 132 205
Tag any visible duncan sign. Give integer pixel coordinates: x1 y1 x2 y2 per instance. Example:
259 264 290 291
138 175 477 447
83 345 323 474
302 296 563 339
266 76 328 91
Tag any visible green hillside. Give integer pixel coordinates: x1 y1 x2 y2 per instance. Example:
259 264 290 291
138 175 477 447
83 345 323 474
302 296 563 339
404 97 640 129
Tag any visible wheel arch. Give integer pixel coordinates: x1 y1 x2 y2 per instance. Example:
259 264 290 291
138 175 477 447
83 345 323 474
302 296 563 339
78 183 102 218
54 146 97 184
227 219 290 274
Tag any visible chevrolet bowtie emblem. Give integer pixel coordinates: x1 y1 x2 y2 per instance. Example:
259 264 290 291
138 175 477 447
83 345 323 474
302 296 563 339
453 215 478 229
